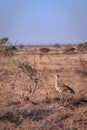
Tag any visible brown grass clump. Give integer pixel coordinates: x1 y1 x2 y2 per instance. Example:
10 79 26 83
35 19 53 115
39 47 50 53
63 45 75 54
18 61 37 77
0 111 22 126
65 128 77 130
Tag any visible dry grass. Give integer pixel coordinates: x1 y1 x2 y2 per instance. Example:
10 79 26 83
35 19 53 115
63 45 76 54
0 45 87 130
79 57 87 76
39 47 50 53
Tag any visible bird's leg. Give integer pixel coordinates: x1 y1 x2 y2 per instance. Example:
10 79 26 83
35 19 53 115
59 92 63 106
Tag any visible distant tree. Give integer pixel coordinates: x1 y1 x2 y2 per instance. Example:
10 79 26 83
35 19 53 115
19 44 24 49
0 37 9 45
53 43 60 48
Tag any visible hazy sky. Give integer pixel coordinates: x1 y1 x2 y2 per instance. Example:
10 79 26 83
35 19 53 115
0 0 87 44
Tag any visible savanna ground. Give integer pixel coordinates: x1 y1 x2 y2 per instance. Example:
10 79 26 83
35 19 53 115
0 45 87 130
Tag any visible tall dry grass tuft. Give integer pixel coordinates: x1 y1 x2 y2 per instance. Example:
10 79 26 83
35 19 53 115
79 57 87 76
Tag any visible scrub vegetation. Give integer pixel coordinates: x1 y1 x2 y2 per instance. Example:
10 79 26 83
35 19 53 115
0 37 87 130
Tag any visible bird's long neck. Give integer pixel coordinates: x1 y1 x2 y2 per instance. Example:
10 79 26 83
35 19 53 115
55 75 62 93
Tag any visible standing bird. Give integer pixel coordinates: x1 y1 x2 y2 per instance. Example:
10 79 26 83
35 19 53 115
54 74 75 94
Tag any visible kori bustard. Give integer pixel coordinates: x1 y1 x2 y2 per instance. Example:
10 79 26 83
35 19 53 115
54 74 75 94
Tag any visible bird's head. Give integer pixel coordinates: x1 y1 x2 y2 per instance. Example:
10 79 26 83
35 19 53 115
54 74 60 78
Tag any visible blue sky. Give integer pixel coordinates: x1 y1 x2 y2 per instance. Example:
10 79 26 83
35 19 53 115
0 0 87 44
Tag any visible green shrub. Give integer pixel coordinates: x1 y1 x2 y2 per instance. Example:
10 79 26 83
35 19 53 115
7 45 17 50
0 37 17 56
79 42 87 46
77 42 87 52
3 45 17 56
